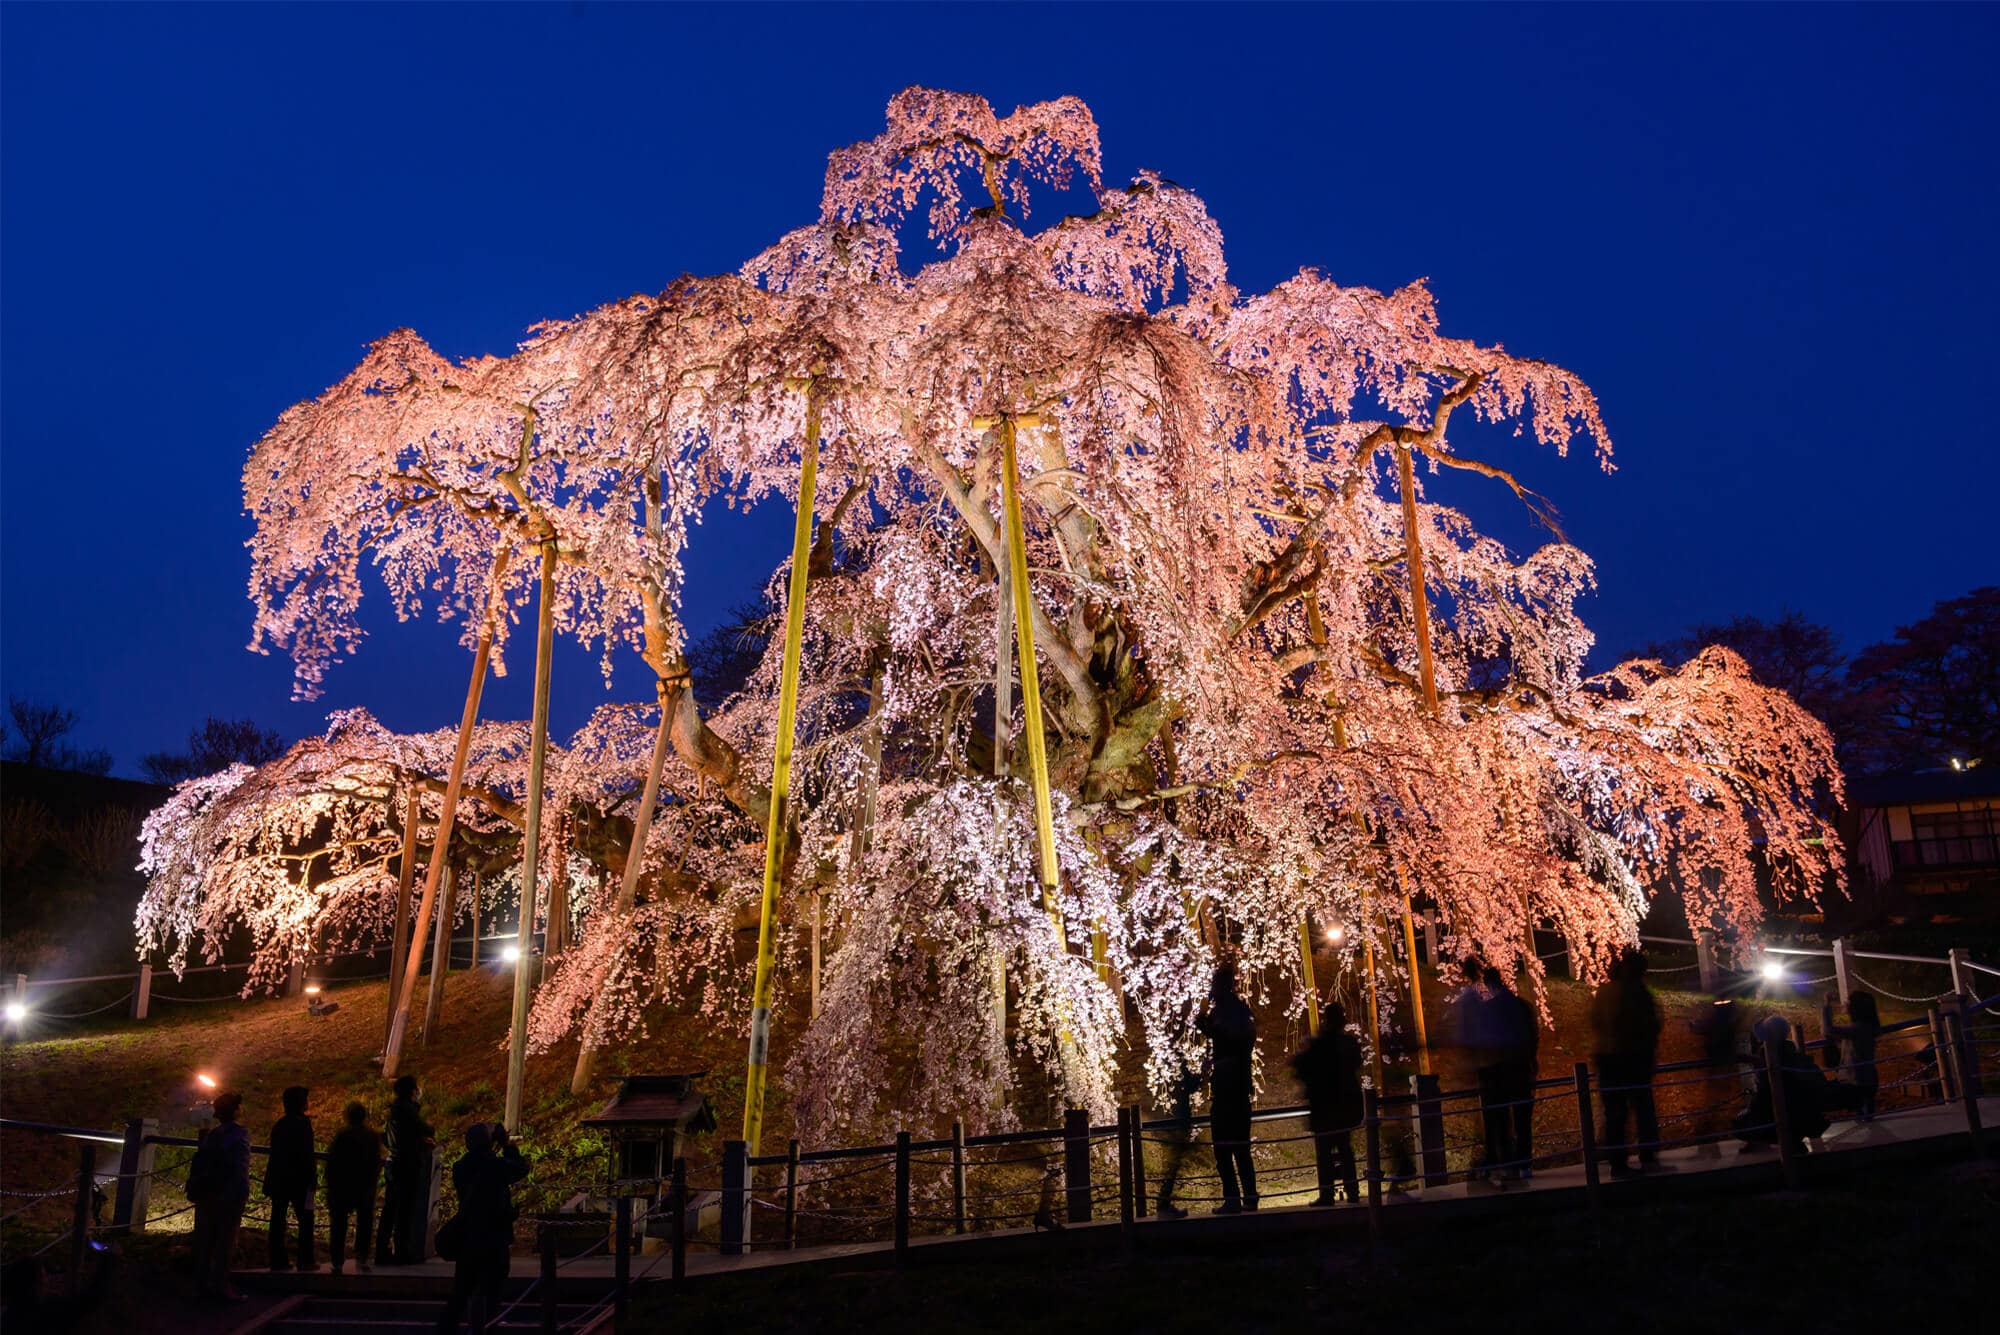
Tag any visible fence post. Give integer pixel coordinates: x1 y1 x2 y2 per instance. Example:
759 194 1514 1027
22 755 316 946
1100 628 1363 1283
1949 948 1974 1001
1413 1072 1446 1187
1421 910 1438 968
1928 1009 1958 1101
111 1117 157 1234
1831 938 1852 1008
70 1141 93 1283
1696 930 1718 993
613 1194 631 1319
950 1120 967 1234
1116 1108 1135 1231
131 964 152 1021
1363 1089 1383 1248
1573 1063 1600 1203
893 1131 911 1262
670 1157 687 1282
783 1138 799 1250
1063 1107 1091 1224
1129 1103 1149 1218
1763 1035 1801 1190
539 1222 559 1334
720 1140 747 1257
1942 1009 1985 1158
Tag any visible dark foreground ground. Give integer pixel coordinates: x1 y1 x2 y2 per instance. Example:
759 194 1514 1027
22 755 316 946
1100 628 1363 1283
631 1158 1998 1335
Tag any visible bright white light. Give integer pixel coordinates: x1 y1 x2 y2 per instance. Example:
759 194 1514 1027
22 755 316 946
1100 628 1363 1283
1760 960 1787 983
3 1001 25 1024
303 985 322 996
196 1073 217 1089
501 945 522 964
1325 926 1345 944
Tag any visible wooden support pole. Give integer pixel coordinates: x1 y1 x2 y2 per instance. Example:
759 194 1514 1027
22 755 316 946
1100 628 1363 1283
421 860 457 1043
385 549 507 1078
1299 917 1320 1037
384 790 420 1051
742 383 823 1156
504 542 558 1130
1130 1103 1149 1217
1362 888 1383 1092
131 964 152 1021
1413 1073 1446 1187
468 869 481 971
571 681 673 1094
1397 880 1430 1077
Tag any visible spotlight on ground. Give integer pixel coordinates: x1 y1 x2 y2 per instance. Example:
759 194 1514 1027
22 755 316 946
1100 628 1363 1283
1325 926 1345 944
3 1001 26 1025
195 1072 217 1090
1760 960 1787 983
501 945 523 964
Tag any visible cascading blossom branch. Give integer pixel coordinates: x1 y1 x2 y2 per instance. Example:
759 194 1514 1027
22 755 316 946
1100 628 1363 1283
158 87 1842 1144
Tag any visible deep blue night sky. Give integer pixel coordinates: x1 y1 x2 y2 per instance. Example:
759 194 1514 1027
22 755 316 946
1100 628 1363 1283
3 3 1995 775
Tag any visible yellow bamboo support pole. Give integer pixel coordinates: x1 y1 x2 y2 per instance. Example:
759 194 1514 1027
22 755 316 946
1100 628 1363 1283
1362 886 1383 1091
1398 887 1431 1077
504 541 558 1130
741 381 823 1155
997 415 1067 953
1396 444 1440 716
1299 917 1321 1037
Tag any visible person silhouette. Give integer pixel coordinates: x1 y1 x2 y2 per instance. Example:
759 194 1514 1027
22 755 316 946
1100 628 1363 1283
1292 1000 1362 1205
263 1085 318 1272
377 1075 435 1266
326 1101 382 1275
437 1123 527 1333
1197 962 1258 1213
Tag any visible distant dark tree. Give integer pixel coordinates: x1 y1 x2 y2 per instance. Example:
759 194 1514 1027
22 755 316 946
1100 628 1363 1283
684 599 775 705
140 717 287 784
1 697 112 775
1844 587 2000 774
1637 612 1861 757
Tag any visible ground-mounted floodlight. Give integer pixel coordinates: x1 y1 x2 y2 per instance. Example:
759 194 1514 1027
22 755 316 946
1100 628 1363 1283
501 944 523 964
1760 959 1787 984
1325 925 1345 944
3 1001 26 1026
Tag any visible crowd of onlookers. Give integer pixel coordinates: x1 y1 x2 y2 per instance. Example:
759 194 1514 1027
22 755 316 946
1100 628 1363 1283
185 1073 524 1331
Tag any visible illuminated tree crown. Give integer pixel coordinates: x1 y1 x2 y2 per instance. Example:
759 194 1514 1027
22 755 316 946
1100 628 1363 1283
145 88 1842 1140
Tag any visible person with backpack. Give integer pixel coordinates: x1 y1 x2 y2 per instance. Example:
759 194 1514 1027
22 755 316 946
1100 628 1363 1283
436 1122 527 1333
377 1076 434 1266
325 1102 383 1275
263 1085 318 1271
188 1091 251 1301
1291 1000 1363 1205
